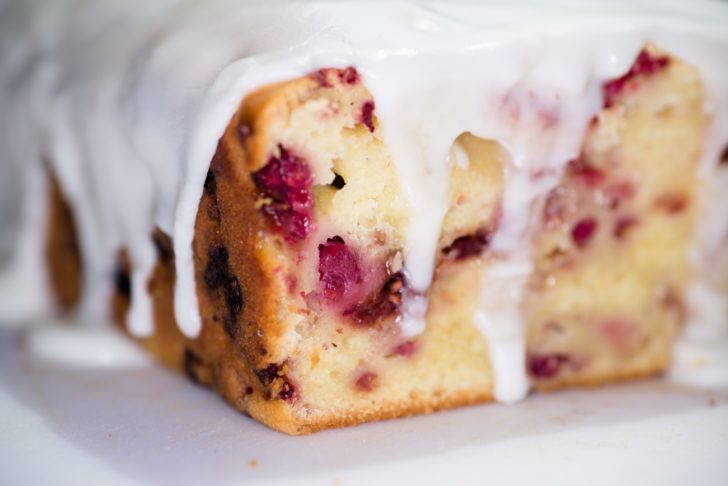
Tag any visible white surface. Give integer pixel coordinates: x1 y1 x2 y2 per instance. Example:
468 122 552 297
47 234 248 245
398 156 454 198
0 324 726 486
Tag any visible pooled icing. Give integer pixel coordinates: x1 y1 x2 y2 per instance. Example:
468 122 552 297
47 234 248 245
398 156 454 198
0 0 727 398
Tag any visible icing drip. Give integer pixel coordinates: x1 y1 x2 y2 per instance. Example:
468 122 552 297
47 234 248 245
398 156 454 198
0 0 726 397
25 318 151 368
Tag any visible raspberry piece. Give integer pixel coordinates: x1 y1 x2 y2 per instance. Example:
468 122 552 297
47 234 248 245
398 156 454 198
391 340 419 357
528 353 570 378
346 272 405 326
256 363 297 402
318 236 363 303
442 231 491 260
354 371 379 392
252 146 314 241
571 217 598 248
339 67 360 85
361 101 375 132
603 49 670 108
566 159 605 187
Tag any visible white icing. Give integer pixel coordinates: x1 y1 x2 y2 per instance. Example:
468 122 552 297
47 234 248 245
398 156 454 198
25 318 151 368
0 0 726 398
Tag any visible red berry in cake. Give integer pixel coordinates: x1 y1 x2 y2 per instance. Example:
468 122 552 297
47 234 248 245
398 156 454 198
567 159 605 187
252 146 314 241
338 66 360 85
256 363 297 402
571 217 598 248
442 231 491 260
361 101 375 132
391 340 419 357
354 371 379 392
277 380 297 402
345 272 405 326
311 69 333 88
603 49 670 108
318 236 363 303
528 353 570 378
721 145 728 165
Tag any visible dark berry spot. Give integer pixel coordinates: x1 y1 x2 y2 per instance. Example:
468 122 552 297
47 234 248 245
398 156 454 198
114 264 131 299
245 386 254 396
252 146 314 241
528 353 570 378
354 371 378 392
720 145 728 166
603 49 670 108
361 101 375 132
152 229 174 263
442 230 491 260
345 272 405 326
256 363 281 385
613 216 639 239
256 363 297 402
566 159 605 187
204 170 217 196
331 172 346 190
183 348 203 385
224 277 243 322
277 381 297 402
311 69 332 88
571 217 598 248
338 67 360 85
654 193 689 214
203 170 221 221
318 236 363 303
204 245 244 339
204 245 230 289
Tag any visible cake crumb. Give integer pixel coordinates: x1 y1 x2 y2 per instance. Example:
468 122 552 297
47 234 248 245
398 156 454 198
249 459 258 469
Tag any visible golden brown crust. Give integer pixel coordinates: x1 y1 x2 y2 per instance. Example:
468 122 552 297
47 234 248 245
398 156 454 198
45 170 82 311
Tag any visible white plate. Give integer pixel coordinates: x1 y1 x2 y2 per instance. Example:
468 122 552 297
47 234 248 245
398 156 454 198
0 324 726 486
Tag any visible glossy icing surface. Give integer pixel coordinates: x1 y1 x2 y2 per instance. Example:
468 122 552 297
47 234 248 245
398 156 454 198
1 0 727 398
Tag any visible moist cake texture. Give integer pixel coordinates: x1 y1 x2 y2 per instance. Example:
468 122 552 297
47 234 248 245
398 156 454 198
1 0 727 434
